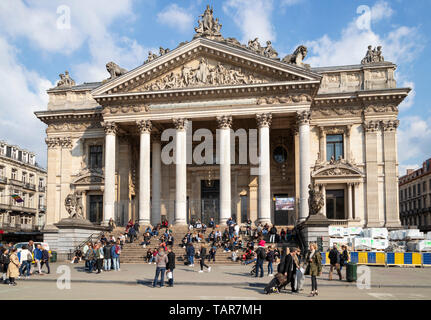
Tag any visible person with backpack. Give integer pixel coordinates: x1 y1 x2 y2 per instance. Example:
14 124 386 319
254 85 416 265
255 240 266 278
266 246 275 276
0 248 10 284
111 240 121 271
19 245 32 278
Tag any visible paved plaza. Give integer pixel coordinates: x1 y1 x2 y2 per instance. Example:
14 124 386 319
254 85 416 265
1 262 430 300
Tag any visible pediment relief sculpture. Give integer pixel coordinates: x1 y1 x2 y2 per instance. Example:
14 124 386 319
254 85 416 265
72 170 104 185
312 157 364 177
133 58 270 92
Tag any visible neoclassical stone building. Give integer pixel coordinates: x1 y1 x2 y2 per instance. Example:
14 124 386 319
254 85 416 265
35 7 409 231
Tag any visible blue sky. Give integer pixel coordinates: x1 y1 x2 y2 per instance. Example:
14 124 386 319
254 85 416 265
0 0 429 174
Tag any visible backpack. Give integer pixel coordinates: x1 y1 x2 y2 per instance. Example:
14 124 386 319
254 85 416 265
115 245 121 255
258 248 266 260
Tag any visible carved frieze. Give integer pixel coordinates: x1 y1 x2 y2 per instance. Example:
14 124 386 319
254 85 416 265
46 121 102 133
312 106 362 118
102 104 149 115
256 94 312 105
364 104 398 115
138 58 268 91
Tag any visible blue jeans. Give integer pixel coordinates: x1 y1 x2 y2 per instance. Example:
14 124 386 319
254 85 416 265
255 260 264 277
88 260 94 272
112 257 120 270
268 261 273 275
188 255 194 265
149 256 155 263
19 261 30 276
244 258 256 265
103 259 111 271
153 267 166 287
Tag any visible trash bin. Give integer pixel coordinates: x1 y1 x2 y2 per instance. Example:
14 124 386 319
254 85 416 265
346 262 357 282
50 251 57 263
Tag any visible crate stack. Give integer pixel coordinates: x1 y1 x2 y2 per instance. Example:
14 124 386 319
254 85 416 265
389 229 431 252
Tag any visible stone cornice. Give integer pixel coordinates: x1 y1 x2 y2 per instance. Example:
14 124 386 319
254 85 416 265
35 108 102 125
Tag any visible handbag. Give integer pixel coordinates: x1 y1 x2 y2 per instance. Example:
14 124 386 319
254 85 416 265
167 271 173 279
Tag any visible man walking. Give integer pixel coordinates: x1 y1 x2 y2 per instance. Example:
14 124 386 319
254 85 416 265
328 245 342 280
186 243 195 267
41 246 50 274
282 247 298 293
255 240 266 278
166 246 175 287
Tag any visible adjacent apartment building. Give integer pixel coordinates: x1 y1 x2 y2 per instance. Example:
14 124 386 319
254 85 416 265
399 158 431 231
0 141 47 241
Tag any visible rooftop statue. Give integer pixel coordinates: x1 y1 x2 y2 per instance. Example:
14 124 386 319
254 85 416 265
159 47 170 55
282 45 309 68
105 61 127 80
361 45 385 64
194 5 223 40
57 70 75 87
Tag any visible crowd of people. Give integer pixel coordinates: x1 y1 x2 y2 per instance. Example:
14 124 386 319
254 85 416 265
0 240 50 286
81 238 122 273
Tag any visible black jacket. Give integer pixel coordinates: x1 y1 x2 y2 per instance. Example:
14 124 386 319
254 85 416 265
167 252 176 270
255 247 266 262
200 247 207 259
270 227 277 235
103 245 112 259
329 249 340 265
280 254 296 278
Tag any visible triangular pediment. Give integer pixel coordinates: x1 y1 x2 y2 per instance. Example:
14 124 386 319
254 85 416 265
92 38 321 97
312 163 364 177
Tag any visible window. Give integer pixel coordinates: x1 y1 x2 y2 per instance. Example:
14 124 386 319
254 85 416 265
273 146 288 164
39 178 44 188
0 166 4 177
11 169 17 180
413 185 416 197
418 184 421 195
326 134 344 161
22 172 27 183
29 194 33 208
29 174 34 184
326 189 345 219
6 146 11 158
89 195 103 223
89 145 103 169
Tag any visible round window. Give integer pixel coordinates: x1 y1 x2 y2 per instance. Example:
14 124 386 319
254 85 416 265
273 146 287 164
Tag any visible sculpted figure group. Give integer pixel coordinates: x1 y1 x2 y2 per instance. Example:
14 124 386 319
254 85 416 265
143 58 266 91
361 45 385 64
57 70 75 87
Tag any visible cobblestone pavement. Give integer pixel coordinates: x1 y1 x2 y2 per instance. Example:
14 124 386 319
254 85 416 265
0 262 430 300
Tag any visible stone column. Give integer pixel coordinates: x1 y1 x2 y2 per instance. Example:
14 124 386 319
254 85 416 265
44 137 62 226
256 113 272 224
354 182 360 221
151 132 162 226
346 124 352 163
173 118 188 225
297 111 311 222
318 127 326 162
363 120 380 227
102 122 117 226
382 120 401 228
137 120 152 226
347 183 353 220
217 115 232 225
320 184 327 216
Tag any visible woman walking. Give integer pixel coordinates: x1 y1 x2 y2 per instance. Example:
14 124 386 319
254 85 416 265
7 248 20 286
0 248 9 284
198 243 211 273
306 243 322 297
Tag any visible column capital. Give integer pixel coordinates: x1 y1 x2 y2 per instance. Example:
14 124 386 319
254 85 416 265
45 137 72 149
216 115 233 129
102 121 118 135
296 110 311 126
380 119 399 132
136 120 152 134
256 113 272 128
173 118 189 131
362 120 379 133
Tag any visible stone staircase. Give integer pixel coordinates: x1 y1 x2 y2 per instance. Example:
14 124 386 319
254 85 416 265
109 225 298 264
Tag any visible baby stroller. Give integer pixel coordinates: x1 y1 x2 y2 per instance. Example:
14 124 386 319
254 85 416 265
264 273 288 294
249 264 256 276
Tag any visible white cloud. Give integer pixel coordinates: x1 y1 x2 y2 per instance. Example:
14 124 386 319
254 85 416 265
305 1 423 67
397 116 431 170
223 0 276 44
157 4 194 34
0 37 53 167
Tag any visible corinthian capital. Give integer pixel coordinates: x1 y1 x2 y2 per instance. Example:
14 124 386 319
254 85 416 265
381 119 399 132
60 137 73 149
45 137 60 149
296 110 311 126
102 121 118 135
256 113 272 128
363 120 380 133
173 118 189 131
136 120 152 134
216 115 233 129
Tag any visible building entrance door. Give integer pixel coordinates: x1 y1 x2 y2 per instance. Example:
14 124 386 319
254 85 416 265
201 180 220 225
